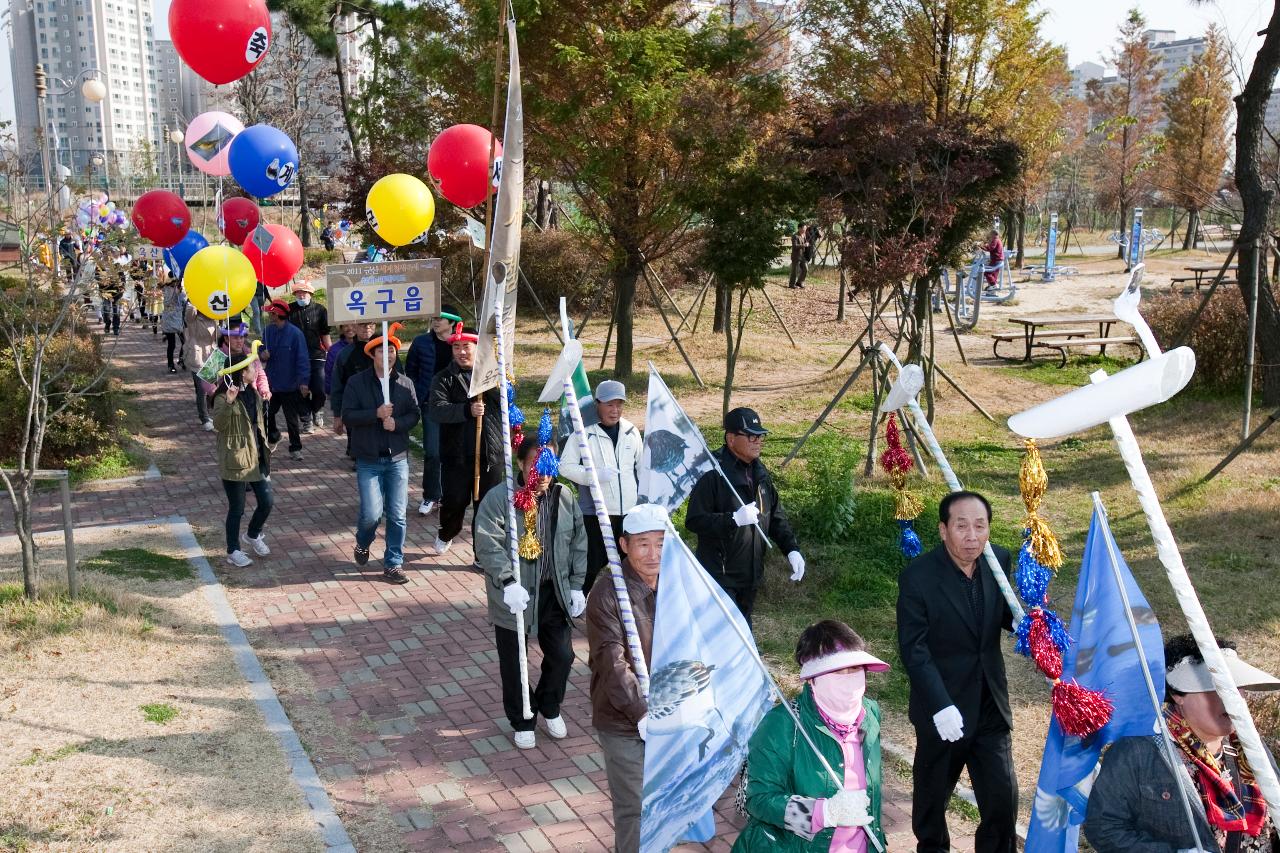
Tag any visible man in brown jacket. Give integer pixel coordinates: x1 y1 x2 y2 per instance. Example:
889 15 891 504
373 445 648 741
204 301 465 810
585 502 666 853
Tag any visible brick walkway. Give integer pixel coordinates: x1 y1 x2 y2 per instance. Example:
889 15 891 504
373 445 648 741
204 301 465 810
18 322 948 851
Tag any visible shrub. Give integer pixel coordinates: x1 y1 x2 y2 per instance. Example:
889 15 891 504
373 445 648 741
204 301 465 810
1143 283 1277 390
774 434 859 542
303 248 340 267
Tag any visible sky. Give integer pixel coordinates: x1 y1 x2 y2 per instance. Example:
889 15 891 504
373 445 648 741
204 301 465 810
0 0 1273 127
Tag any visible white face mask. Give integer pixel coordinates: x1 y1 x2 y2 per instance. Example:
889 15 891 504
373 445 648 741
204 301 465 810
296 295 311 306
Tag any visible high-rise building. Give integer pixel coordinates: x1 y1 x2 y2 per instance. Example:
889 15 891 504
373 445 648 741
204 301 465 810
8 0 165 179
1069 61 1106 101
685 0 798 70
1145 30 1206 97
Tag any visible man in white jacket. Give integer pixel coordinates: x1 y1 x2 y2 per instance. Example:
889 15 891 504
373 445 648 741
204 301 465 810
558 380 642 592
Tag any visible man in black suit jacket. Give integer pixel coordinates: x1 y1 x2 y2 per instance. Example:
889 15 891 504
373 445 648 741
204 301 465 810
897 490 1017 853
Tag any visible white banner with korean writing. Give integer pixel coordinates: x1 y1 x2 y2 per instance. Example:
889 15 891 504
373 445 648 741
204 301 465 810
326 259 442 323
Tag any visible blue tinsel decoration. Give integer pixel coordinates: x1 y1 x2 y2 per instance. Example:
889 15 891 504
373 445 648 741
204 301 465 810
537 407 554 447
1041 607 1072 653
507 384 525 429
1015 540 1052 605
898 520 923 558
536 446 560 478
1015 613 1034 657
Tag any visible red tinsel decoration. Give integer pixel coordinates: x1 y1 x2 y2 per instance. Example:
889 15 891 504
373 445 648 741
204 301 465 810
1052 681 1116 737
1028 611 1064 679
512 424 525 452
513 478 537 512
879 414 913 476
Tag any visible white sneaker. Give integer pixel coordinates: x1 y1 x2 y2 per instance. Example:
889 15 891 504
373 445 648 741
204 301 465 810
226 550 253 567
543 716 567 739
242 533 270 556
202 420 214 432
513 730 536 750
418 500 436 516
433 537 451 555
313 412 325 429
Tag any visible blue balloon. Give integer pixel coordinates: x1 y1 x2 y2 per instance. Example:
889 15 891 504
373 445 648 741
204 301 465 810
164 230 209 277
227 124 298 199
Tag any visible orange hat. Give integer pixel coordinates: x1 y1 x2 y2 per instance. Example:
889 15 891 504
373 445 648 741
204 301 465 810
291 280 315 295
363 322 404 356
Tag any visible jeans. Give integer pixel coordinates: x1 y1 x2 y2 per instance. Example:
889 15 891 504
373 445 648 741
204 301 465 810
419 410 442 502
192 371 209 423
355 457 409 567
223 478 273 553
102 296 120 334
493 580 575 732
267 390 303 452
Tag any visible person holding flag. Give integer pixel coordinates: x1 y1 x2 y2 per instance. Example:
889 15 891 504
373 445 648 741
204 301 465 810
685 407 804 626
735 620 890 852
341 327 419 585
1085 633 1280 852
474 433 587 750
586 502 666 853
559 379 642 593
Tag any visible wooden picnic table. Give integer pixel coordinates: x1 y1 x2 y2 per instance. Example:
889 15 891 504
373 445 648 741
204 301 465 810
1004 313 1121 362
1181 263 1238 288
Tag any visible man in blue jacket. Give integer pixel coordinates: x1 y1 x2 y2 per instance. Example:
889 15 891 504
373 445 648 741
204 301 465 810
261 298 311 460
403 304 459 517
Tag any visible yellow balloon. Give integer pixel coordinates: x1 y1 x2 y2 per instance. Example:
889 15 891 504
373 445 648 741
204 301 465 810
183 245 256 320
365 173 436 247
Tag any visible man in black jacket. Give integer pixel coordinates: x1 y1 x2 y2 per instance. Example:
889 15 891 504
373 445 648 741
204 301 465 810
287 280 330 431
684 407 804 627
896 490 1017 853
428 324 502 556
341 330 419 585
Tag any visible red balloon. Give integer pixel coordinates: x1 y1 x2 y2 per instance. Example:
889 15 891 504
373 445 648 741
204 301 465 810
240 224 303 287
427 124 502 209
131 190 191 248
219 197 260 246
169 0 271 85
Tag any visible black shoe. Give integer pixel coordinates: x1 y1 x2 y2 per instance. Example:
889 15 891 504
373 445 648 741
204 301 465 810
168 366 177 374
354 546 370 566
383 566 409 585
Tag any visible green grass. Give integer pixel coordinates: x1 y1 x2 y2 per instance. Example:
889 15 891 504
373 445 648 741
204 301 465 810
67 445 149 485
997 353 1137 387
18 741 88 767
0 582 121 639
79 548 193 582
139 703 179 725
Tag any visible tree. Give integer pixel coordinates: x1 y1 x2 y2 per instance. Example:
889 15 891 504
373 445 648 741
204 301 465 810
1160 25 1231 250
1213 0 1280 405
1087 9 1163 259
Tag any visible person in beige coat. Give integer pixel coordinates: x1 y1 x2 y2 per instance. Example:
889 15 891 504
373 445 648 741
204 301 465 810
211 365 273 568
183 298 219 431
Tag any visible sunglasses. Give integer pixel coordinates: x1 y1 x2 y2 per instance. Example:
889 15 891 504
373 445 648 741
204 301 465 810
732 432 765 442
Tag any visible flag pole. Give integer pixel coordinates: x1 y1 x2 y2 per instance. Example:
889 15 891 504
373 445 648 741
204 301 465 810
493 288 531 719
647 362 771 548
668 525 886 853
877 345 1024 622
1090 492 1203 848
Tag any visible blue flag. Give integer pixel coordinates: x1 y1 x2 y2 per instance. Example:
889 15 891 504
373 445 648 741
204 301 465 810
1026 507 1165 852
640 532 774 853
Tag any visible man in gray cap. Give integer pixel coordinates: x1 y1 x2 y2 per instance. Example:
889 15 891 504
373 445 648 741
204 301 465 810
685 406 804 626
586 502 666 853
559 379 643 592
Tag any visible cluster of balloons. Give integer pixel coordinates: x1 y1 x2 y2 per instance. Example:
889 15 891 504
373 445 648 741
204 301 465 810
132 190 191 248
362 124 502 249
169 0 271 85
183 111 298 199
75 194 128 235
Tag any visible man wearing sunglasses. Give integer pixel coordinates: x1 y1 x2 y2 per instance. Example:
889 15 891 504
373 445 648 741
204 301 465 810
685 407 805 626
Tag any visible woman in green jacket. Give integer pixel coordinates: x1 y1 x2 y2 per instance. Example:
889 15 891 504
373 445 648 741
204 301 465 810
734 620 890 853
212 367 273 568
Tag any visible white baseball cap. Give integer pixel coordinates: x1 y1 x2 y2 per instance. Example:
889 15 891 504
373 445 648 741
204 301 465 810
623 503 670 535
1166 647 1280 693
595 379 626 403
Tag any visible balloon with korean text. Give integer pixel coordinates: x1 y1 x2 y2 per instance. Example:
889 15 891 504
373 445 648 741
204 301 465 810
168 0 271 85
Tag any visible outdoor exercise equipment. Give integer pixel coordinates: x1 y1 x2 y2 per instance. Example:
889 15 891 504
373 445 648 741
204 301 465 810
1008 264 1280 820
365 174 436 247
428 124 502 209
218 197 260 246
240 223 303 286
228 124 297 199
131 190 191 248
183 245 257 321
168 0 271 85
184 111 244 177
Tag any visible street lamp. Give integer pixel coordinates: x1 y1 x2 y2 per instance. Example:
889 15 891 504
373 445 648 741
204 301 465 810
34 63 107 280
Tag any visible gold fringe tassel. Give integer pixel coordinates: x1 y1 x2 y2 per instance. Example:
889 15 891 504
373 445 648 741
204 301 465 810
1019 439 1063 570
517 507 541 560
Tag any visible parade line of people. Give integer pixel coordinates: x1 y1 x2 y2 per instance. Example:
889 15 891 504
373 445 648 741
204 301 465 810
121 276 1280 853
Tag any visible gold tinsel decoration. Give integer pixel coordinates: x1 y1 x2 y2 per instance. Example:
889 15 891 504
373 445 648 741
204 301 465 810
1019 439 1063 570
888 469 925 520
517 507 542 560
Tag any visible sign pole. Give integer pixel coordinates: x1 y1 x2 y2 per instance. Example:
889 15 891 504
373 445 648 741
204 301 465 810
380 319 390 405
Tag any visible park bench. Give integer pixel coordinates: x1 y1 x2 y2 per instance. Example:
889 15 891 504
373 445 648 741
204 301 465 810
992 328 1091 360
1033 335 1141 368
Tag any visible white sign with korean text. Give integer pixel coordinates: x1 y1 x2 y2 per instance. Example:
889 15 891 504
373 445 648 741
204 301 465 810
326 259 442 323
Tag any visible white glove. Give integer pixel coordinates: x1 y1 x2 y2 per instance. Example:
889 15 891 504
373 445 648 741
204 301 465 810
732 504 760 527
823 788 872 828
933 705 964 742
637 714 649 741
569 590 587 618
502 583 530 615
787 551 805 582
